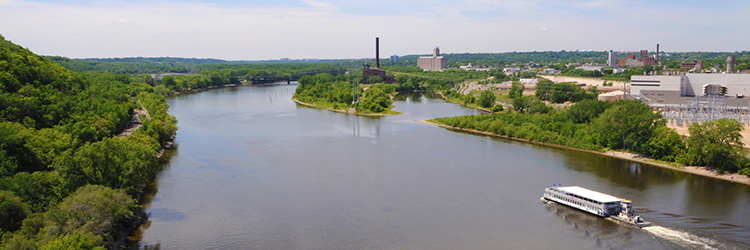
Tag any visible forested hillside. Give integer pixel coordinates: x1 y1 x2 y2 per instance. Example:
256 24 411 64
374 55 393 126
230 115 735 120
47 56 227 74
0 35 176 249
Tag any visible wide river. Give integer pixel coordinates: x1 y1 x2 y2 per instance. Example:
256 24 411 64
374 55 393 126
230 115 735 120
129 84 750 250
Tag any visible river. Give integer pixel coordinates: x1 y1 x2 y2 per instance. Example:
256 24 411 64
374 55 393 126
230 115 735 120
128 84 750 250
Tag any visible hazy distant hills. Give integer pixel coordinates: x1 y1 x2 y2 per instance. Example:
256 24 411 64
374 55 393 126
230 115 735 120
45 50 750 75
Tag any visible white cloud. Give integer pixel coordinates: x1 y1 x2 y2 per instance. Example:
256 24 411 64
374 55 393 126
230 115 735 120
0 0 25 7
573 0 614 9
0 0 748 60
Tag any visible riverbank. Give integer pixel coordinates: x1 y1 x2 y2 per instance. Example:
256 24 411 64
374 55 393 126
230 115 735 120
292 98 402 116
436 90 494 114
418 120 750 186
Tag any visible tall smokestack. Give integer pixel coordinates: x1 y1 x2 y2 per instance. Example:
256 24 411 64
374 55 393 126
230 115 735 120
656 44 660 62
727 56 736 74
376 37 380 68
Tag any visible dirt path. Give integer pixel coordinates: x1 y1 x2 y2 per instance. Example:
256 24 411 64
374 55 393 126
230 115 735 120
117 101 152 137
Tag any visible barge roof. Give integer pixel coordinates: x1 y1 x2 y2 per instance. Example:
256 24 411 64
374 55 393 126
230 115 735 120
556 186 622 203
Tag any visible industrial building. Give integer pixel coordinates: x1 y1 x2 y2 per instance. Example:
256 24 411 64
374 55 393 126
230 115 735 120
630 70 750 124
618 45 660 67
631 72 750 99
418 47 447 71
681 61 703 71
362 37 395 83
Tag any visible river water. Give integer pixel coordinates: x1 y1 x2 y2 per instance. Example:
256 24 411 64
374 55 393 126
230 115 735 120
129 84 750 250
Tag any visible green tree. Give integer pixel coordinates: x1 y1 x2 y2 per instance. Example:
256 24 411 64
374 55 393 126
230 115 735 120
0 171 62 213
592 100 663 153
53 137 155 195
462 95 475 105
161 75 176 89
508 81 523 99
478 91 496 108
512 96 534 113
646 126 686 161
535 79 552 101
681 119 746 172
41 232 105 250
0 191 29 232
44 185 133 246
357 83 393 113
529 100 552 114
566 99 613 124
492 104 504 112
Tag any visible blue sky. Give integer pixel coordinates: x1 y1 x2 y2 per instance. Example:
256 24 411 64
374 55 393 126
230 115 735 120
1 0 747 60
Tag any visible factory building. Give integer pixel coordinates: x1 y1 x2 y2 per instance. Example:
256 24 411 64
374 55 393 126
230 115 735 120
630 72 750 125
631 73 750 100
362 37 395 83
618 45 660 67
418 47 447 71
681 61 704 71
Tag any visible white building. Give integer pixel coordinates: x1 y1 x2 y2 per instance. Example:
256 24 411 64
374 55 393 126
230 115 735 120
608 50 617 66
418 47 447 72
520 78 538 84
630 74 750 98
576 65 606 71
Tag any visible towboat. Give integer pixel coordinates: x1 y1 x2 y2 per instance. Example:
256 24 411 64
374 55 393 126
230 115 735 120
541 185 652 228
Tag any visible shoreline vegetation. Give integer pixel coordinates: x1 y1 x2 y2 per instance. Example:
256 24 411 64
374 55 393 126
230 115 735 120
418 120 750 186
292 73 402 115
292 98 401 116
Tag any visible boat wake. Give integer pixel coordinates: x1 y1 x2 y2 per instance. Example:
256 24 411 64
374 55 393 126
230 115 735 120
643 226 720 250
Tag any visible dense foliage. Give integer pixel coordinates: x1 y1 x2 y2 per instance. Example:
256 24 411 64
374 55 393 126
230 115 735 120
680 119 747 173
152 63 346 94
431 100 750 175
47 57 225 74
0 35 177 249
358 83 395 113
535 79 596 103
292 73 396 114
293 73 356 109
385 66 490 91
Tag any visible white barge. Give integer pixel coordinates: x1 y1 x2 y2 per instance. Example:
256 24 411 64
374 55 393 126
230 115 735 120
541 185 652 228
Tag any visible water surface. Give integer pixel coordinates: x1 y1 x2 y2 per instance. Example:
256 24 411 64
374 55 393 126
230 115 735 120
130 85 750 250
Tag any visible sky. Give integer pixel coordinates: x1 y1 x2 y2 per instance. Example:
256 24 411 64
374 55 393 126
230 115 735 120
0 0 748 60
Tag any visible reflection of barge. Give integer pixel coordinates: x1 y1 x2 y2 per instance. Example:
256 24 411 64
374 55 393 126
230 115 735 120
541 186 652 228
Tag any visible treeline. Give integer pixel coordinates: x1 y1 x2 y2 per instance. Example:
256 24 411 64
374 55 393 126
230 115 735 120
658 51 750 71
292 73 396 114
47 56 226 74
431 99 750 176
383 66 494 91
0 35 177 249
152 63 347 94
49 56 350 80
